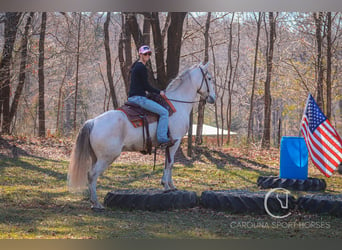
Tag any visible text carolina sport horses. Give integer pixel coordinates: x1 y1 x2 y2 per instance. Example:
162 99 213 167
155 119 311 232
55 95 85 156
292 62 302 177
68 62 216 210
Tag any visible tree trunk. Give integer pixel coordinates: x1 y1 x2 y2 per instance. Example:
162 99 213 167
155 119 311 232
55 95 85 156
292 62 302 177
314 12 324 110
196 12 211 145
38 12 47 137
247 12 262 144
326 12 332 120
225 14 235 146
7 12 34 134
118 13 132 96
73 13 81 132
120 12 186 92
262 12 276 149
0 12 22 134
126 13 144 48
150 12 167 88
166 12 187 83
125 13 156 87
143 14 151 45
226 14 240 145
124 15 132 91
104 12 119 109
209 36 219 146
57 60 68 136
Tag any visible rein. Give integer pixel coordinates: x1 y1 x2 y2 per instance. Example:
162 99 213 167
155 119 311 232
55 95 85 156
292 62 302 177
166 66 210 104
166 98 206 104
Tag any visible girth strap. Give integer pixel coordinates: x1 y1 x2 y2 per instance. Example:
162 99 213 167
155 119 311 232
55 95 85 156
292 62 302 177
140 115 152 155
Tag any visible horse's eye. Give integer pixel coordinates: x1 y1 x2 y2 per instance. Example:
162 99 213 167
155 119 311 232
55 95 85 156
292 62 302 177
208 77 211 81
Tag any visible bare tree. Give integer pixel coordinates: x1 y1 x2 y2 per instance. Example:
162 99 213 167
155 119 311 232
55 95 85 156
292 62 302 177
326 12 332 119
196 12 211 145
166 12 187 83
247 12 262 144
313 12 324 110
104 12 119 109
2 11 341 144
120 13 155 91
119 13 132 95
150 12 167 88
38 12 47 137
226 13 240 145
143 13 151 45
119 12 187 90
0 12 22 133
262 12 276 149
8 12 34 133
56 58 68 135
126 13 145 48
73 13 82 132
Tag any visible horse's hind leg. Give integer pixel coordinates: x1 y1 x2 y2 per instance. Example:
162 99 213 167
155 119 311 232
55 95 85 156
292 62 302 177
88 158 116 210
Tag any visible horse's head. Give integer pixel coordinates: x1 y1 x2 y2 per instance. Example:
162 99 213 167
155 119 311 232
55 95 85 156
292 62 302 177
196 62 216 104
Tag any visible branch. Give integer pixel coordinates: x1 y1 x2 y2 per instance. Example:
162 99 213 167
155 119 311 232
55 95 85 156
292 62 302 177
161 13 171 44
284 59 310 92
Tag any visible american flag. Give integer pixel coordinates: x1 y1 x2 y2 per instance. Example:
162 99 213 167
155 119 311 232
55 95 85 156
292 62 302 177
301 94 342 177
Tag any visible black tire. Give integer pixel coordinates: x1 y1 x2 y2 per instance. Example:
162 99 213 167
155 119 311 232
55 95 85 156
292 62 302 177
104 189 198 211
257 176 326 191
298 194 342 217
338 163 342 174
200 190 295 215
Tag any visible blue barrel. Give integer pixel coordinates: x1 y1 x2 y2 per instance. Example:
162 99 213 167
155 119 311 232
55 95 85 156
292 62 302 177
279 136 308 180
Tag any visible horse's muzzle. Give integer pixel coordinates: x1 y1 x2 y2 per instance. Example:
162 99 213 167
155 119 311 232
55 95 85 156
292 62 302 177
206 95 216 104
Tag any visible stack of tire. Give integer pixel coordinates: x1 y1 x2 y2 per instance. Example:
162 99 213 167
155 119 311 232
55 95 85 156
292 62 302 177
103 176 342 217
199 189 295 215
104 189 198 211
257 175 342 217
257 176 326 191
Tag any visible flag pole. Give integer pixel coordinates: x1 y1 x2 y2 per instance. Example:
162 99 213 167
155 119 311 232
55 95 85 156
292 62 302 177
299 93 311 137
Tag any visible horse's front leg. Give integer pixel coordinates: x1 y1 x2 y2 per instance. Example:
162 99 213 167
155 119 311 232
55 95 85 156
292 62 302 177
161 163 175 190
161 145 178 191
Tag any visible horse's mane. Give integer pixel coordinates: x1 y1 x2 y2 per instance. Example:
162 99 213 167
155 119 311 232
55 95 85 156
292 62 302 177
165 64 197 92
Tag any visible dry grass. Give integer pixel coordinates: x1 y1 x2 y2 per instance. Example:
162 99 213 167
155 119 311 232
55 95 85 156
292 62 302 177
1 135 342 239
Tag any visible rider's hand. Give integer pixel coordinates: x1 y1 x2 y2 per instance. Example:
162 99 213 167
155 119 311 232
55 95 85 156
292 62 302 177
160 91 165 96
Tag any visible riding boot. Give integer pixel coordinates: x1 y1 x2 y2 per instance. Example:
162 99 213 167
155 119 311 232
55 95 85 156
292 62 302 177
158 139 178 149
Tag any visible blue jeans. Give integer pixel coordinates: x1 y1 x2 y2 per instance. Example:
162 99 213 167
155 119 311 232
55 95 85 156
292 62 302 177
128 96 169 143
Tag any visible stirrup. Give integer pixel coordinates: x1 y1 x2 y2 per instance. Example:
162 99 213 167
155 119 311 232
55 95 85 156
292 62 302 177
158 139 177 149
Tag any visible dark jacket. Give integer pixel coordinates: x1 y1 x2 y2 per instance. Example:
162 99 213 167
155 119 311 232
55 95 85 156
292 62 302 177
128 62 160 97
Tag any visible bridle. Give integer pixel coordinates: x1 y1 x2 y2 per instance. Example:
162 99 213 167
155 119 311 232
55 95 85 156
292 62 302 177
197 66 210 95
167 66 211 104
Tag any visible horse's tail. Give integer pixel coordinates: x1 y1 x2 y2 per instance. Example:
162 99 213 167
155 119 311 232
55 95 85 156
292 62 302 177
68 120 96 191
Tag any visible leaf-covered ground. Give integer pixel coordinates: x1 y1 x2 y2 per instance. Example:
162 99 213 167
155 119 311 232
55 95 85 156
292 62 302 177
1 135 342 239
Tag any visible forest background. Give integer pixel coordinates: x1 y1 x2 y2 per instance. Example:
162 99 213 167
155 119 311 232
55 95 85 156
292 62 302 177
0 12 341 149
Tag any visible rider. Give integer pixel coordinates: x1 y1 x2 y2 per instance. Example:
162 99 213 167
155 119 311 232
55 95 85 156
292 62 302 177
128 45 176 148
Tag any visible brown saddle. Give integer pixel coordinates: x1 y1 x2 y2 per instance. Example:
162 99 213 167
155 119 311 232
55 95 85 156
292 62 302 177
117 93 176 155
118 93 176 128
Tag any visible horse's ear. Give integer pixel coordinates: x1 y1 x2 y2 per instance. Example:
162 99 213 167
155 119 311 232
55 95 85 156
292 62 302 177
202 61 210 70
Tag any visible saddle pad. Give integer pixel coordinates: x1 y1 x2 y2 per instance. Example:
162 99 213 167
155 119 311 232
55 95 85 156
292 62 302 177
117 94 176 128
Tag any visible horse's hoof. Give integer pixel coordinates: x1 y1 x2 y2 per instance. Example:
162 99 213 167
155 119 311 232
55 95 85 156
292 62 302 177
163 188 177 193
91 206 105 212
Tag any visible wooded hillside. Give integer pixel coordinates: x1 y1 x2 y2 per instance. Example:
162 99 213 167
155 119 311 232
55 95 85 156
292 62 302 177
0 12 341 148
